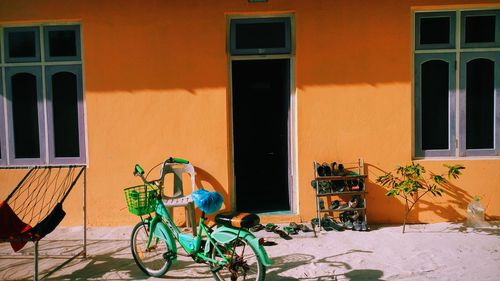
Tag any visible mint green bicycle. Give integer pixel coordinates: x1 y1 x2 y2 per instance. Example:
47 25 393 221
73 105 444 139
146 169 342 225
124 157 271 280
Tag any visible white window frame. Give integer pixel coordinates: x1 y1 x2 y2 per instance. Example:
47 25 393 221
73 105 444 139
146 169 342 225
0 23 86 166
414 8 500 158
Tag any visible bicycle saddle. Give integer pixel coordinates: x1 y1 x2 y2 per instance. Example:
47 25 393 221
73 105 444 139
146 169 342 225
215 212 260 229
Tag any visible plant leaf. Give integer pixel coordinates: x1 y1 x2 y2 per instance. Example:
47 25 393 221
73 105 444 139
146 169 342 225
445 164 465 179
432 174 445 184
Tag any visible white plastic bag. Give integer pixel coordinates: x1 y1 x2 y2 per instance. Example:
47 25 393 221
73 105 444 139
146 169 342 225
466 197 489 228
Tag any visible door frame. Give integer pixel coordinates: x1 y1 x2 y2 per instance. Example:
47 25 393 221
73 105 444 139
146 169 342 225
227 14 298 214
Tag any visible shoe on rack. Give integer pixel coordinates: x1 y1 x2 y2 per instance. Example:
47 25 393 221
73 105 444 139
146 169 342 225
339 211 351 223
360 221 369 231
338 202 350 210
348 179 360 191
311 180 318 189
344 220 354 230
331 162 338 176
322 215 345 231
351 211 360 221
317 164 326 177
330 200 340 210
319 199 325 210
338 163 346 176
322 162 332 176
349 196 360 209
353 220 362 231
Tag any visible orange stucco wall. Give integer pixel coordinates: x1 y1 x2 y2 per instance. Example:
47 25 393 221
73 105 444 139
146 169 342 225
0 0 499 227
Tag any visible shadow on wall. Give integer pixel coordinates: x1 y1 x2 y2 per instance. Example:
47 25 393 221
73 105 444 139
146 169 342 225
365 163 475 223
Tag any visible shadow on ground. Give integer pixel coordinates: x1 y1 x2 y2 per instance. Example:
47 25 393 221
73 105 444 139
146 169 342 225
265 249 383 281
1 245 385 281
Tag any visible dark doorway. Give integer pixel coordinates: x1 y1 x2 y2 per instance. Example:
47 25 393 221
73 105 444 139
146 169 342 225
232 59 290 213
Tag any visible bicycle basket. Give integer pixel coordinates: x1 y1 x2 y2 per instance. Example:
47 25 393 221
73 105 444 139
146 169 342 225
124 184 158 216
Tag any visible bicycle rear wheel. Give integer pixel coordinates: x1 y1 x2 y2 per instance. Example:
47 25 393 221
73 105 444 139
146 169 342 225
130 221 171 277
210 237 266 281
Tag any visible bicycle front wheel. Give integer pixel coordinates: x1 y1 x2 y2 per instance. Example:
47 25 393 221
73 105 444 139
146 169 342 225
210 237 266 281
130 221 172 277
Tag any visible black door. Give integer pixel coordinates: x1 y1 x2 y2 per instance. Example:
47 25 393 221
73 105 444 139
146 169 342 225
232 59 290 213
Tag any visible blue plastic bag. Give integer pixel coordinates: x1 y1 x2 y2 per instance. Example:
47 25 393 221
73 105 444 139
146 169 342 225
192 189 223 214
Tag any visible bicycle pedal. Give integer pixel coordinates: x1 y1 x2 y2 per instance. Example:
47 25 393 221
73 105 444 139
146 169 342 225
163 251 176 261
211 265 223 273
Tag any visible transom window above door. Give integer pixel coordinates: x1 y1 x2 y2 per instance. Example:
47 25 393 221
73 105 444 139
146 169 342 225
229 17 292 55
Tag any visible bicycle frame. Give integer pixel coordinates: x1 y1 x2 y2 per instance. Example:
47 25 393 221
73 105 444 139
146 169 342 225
144 198 273 268
135 160 272 268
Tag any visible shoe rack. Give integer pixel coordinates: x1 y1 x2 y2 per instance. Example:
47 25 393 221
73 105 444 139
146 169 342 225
312 159 368 231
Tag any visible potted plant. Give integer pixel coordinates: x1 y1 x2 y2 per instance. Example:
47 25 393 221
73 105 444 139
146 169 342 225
376 163 465 233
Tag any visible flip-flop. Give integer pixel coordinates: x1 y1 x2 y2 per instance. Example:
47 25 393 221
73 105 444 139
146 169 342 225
289 222 313 233
274 229 292 240
299 224 313 232
249 224 265 232
262 241 278 246
265 223 278 232
283 226 298 235
289 222 300 230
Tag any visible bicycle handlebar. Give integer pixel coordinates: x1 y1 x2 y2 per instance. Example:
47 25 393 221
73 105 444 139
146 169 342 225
133 157 190 182
133 164 145 176
165 157 189 164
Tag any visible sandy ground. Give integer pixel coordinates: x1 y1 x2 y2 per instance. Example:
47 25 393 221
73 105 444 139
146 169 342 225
0 222 499 281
